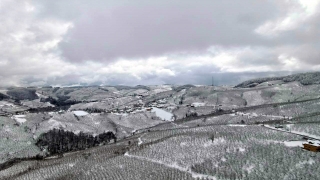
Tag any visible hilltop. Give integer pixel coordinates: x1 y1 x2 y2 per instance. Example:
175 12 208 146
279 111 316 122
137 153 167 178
235 71 320 88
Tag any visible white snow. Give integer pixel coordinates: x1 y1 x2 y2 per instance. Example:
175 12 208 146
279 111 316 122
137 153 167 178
264 125 320 147
0 102 15 107
260 113 293 120
166 106 176 110
191 102 206 107
73 111 89 116
251 113 258 117
290 130 320 140
13 115 27 123
227 124 247 127
283 141 305 147
112 112 128 116
125 152 216 180
244 165 255 173
180 142 187 147
36 92 48 99
203 142 212 147
14 115 26 118
4 125 11 132
264 124 277 129
297 159 315 167
265 125 320 140
152 85 172 93
131 129 137 133
151 107 174 121
203 138 226 147
48 119 66 128
138 138 143 145
307 140 320 145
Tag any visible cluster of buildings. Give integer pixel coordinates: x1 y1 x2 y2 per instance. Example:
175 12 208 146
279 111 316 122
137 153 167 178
109 102 145 114
147 99 168 108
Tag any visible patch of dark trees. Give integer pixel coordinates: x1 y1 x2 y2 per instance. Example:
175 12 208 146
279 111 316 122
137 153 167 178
6 88 38 101
0 93 9 101
27 106 58 113
40 95 79 107
82 108 105 113
186 112 198 117
36 129 117 155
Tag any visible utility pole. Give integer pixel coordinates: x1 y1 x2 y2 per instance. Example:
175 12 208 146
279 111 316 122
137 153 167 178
212 76 214 86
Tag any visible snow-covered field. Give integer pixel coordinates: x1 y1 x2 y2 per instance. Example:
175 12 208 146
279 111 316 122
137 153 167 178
151 107 174 121
283 141 305 147
191 102 206 107
1 80 320 179
13 115 27 123
73 110 89 116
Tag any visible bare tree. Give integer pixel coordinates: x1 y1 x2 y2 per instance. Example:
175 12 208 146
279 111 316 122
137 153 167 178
209 134 215 142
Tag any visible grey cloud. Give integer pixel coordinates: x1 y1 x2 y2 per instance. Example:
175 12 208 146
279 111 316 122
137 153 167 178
2 0 320 87
34 0 283 62
288 45 320 65
274 11 320 65
236 47 281 67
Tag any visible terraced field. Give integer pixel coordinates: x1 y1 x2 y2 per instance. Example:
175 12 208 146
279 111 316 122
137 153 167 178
2 121 320 180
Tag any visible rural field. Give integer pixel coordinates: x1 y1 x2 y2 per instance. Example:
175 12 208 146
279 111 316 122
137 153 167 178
1 72 320 179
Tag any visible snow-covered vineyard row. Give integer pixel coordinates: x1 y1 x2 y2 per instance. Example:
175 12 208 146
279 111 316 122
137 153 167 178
2 123 320 180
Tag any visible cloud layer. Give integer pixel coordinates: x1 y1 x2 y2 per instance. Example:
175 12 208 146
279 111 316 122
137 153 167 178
1 0 320 86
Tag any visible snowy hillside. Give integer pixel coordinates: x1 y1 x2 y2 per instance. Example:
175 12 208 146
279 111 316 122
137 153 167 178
1 72 320 179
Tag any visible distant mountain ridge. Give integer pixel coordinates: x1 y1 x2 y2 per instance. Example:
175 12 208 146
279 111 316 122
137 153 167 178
235 72 320 88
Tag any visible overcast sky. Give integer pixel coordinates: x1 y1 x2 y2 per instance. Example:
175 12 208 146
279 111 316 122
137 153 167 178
1 0 320 86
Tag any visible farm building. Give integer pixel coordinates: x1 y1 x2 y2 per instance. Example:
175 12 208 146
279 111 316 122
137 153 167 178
303 140 320 152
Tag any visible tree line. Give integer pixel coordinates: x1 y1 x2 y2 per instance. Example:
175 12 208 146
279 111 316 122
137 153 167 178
36 129 117 155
